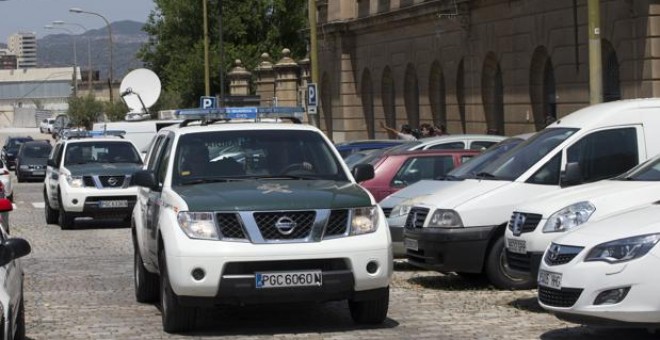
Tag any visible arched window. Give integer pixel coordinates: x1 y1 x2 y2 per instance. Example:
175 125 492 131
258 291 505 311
481 52 505 135
404 63 420 128
381 66 396 128
602 40 621 102
361 69 375 138
529 46 557 130
429 60 447 127
456 58 466 133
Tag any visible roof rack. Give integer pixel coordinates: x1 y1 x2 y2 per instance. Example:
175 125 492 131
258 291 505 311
175 106 305 127
62 130 126 140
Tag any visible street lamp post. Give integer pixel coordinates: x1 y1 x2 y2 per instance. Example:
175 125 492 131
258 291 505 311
44 25 78 97
69 7 114 102
53 21 93 93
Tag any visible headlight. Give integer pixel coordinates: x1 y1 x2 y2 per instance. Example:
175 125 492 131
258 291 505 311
427 209 463 228
585 233 660 263
5 153 13 157
19 165 28 170
350 206 379 235
389 204 411 218
543 201 595 233
65 175 84 188
177 211 219 240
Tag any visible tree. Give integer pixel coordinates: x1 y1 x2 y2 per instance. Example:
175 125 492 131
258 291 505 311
67 94 103 130
138 0 307 107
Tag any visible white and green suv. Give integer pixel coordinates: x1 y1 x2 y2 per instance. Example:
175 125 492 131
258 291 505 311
131 115 392 333
44 131 144 229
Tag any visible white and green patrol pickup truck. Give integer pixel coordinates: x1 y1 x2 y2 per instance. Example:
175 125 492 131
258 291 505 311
131 111 392 333
44 130 144 229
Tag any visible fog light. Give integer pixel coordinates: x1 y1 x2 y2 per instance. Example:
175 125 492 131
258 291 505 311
191 268 205 281
72 199 78 205
594 287 630 305
366 261 379 274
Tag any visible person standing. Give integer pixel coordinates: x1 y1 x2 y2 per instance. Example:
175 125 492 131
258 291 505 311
380 121 417 141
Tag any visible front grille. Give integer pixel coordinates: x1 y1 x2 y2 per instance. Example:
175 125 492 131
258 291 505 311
508 212 543 235
382 208 392 218
404 207 430 229
254 211 316 240
538 286 583 307
216 213 245 239
505 250 532 272
82 175 130 188
324 210 348 237
544 244 584 266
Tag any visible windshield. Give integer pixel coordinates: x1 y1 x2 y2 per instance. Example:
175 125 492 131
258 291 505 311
614 154 660 181
22 144 52 158
64 142 142 165
446 137 524 179
480 128 578 181
7 138 32 149
172 129 348 185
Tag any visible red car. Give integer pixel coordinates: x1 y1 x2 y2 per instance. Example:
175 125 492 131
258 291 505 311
359 149 480 202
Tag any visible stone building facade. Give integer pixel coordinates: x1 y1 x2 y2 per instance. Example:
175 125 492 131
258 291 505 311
315 0 660 142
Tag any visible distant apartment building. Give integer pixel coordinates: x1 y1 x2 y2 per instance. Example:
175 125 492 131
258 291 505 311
8 32 37 68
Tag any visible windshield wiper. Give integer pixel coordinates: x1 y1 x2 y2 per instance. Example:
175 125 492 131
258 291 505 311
476 172 497 179
257 175 318 180
437 174 464 181
180 177 245 185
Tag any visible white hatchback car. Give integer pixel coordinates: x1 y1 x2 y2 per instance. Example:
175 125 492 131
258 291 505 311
0 160 13 202
538 203 660 326
39 118 55 134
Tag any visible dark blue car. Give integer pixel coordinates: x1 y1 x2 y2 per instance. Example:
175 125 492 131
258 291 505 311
335 139 408 158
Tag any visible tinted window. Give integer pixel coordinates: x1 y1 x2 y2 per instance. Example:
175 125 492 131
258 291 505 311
526 153 561 185
391 155 455 187
172 130 347 185
447 138 523 179
567 128 638 183
615 154 660 181
427 142 464 150
64 142 142 165
470 141 497 150
21 144 52 158
485 128 578 180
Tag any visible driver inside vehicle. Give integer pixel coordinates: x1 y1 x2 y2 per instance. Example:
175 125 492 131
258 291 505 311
178 142 211 177
265 142 313 175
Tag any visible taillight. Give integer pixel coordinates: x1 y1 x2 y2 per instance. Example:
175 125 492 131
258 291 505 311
1 170 7 175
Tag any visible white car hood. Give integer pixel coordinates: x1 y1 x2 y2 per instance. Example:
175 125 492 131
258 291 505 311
555 204 660 247
515 180 660 221
379 179 465 209
414 178 512 210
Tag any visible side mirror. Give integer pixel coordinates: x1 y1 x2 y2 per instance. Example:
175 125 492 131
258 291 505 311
0 238 31 267
352 163 375 183
561 162 582 187
0 198 12 213
133 170 159 190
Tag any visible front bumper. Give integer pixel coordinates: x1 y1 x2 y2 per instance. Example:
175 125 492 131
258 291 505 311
17 168 46 180
539 253 660 324
164 230 392 303
60 185 138 213
404 225 497 273
505 250 543 279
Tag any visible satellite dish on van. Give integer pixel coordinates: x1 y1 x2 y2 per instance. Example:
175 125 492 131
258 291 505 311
119 68 162 121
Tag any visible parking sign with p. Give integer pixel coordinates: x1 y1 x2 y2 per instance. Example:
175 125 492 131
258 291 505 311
200 96 217 109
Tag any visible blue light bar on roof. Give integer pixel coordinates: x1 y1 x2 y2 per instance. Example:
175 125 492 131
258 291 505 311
62 130 126 139
174 106 305 121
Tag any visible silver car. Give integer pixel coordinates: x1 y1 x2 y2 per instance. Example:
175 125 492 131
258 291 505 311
0 198 31 339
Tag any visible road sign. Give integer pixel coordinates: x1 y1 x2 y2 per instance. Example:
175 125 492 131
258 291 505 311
307 83 318 107
200 96 217 109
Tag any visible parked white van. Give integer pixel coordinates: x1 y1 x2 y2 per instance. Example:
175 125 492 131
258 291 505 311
504 152 660 284
92 120 181 153
402 98 660 289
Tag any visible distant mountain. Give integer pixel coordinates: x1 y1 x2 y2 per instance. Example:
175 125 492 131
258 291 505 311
37 20 148 81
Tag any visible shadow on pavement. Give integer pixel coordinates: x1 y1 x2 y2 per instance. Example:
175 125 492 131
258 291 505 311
540 325 659 339
508 295 545 313
407 272 492 291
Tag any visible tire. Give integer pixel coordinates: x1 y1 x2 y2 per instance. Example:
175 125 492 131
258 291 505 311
485 236 535 290
15 292 25 340
57 191 75 230
16 172 23 183
134 245 159 303
159 250 196 333
44 189 58 224
348 287 389 325
7 192 13 202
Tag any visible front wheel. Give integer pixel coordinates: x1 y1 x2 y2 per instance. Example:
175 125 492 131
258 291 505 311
57 192 75 230
485 236 535 290
159 250 196 333
44 189 58 224
348 287 389 324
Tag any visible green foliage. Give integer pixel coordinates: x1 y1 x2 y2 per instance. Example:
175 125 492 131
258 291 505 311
139 0 307 107
67 94 103 130
103 101 129 122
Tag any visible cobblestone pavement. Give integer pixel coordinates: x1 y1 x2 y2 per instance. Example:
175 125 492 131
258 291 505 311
3 129 659 340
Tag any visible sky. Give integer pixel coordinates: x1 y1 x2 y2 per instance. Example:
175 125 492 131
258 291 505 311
0 0 155 43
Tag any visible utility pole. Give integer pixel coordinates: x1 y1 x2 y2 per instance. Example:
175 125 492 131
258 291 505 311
203 0 210 96
308 0 319 127
218 0 225 108
588 0 602 104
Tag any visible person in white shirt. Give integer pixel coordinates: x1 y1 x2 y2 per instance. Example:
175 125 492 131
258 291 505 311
379 121 417 141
